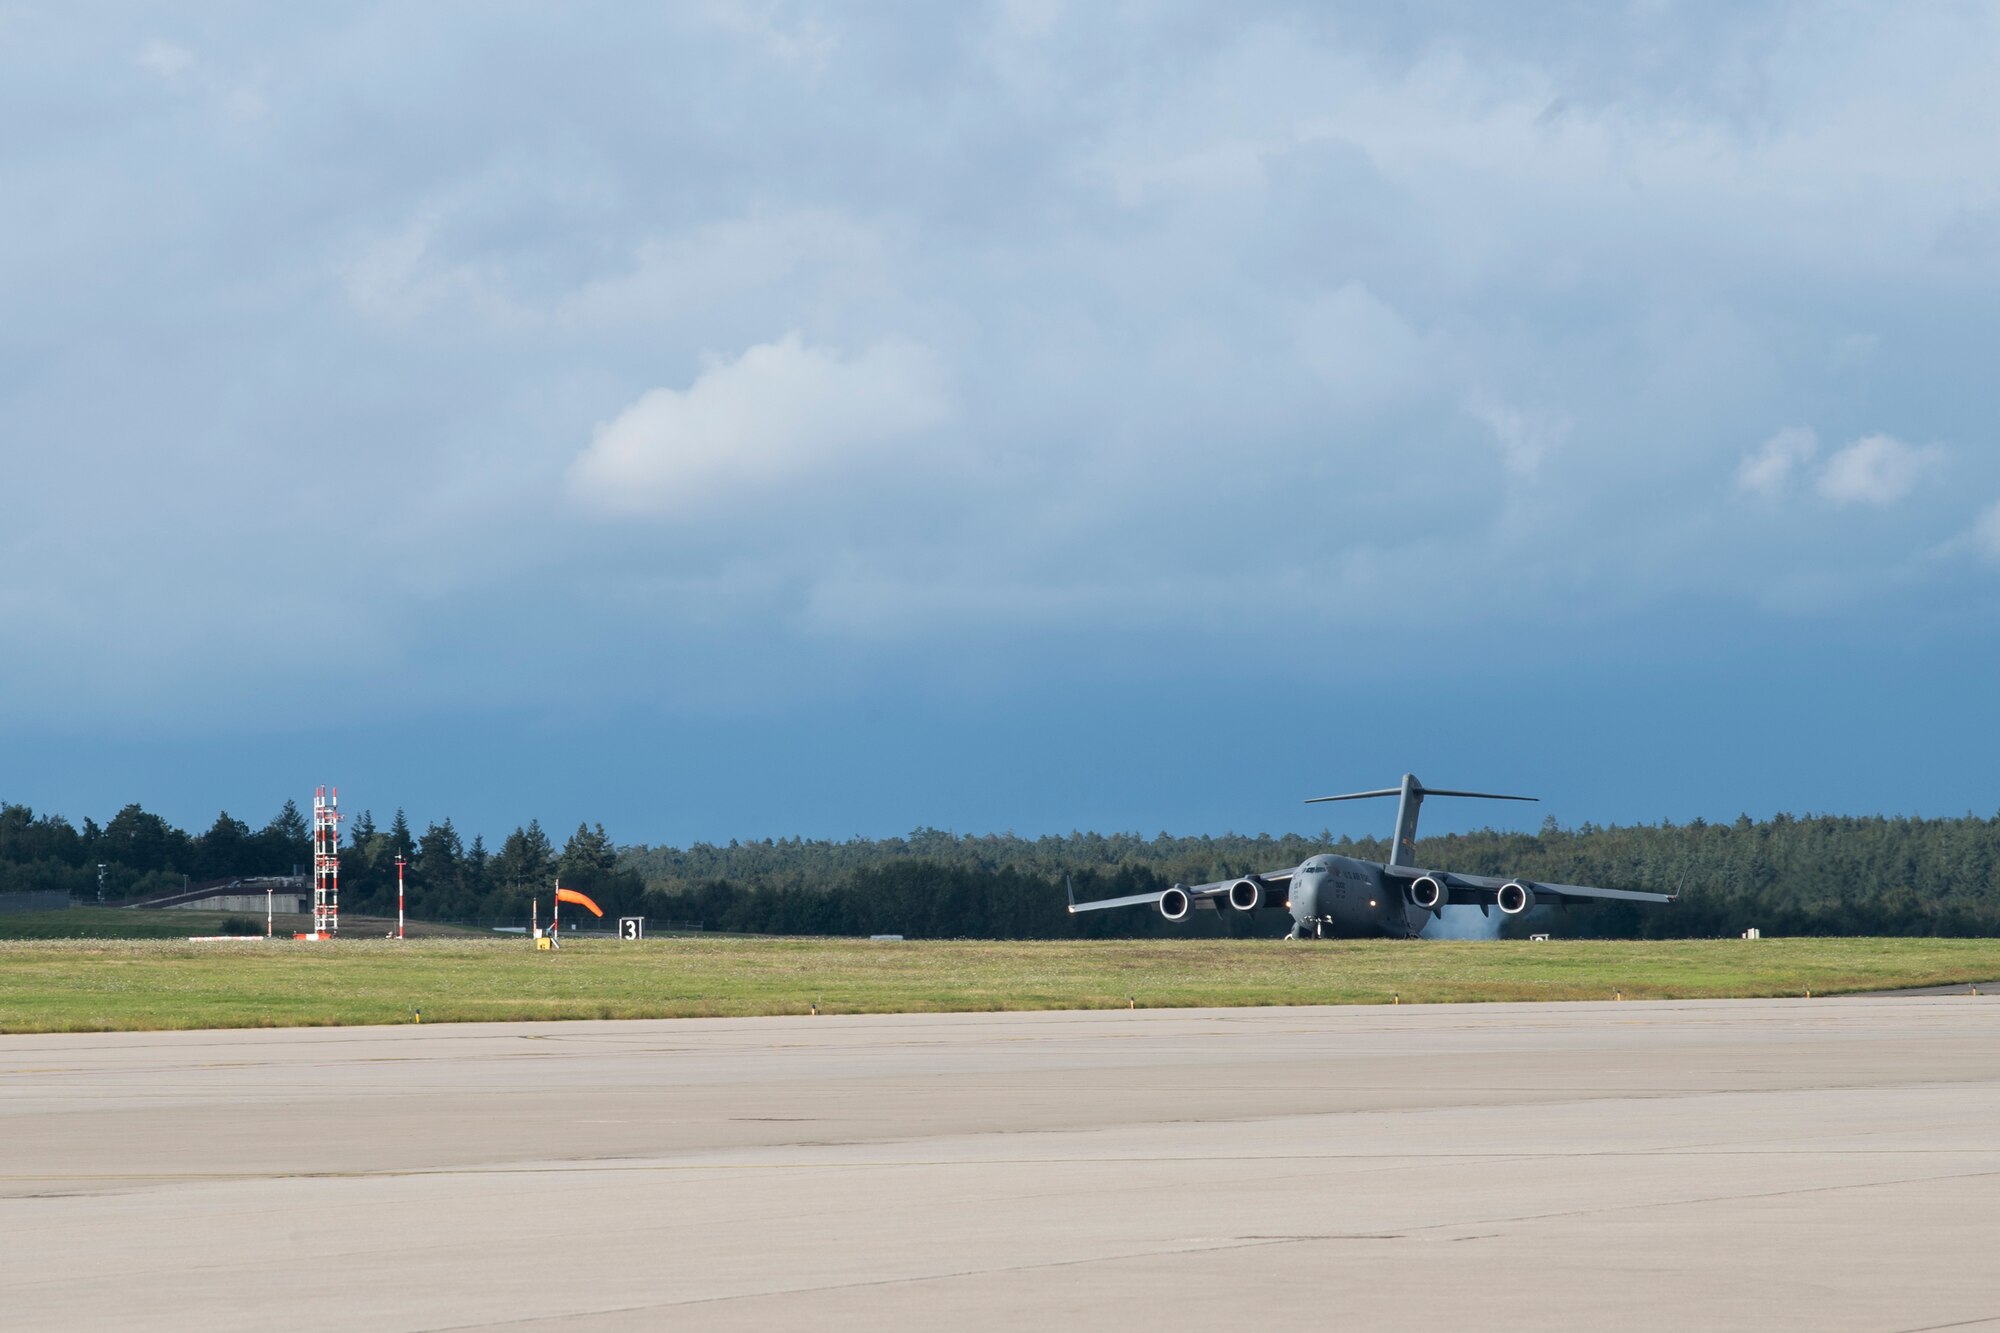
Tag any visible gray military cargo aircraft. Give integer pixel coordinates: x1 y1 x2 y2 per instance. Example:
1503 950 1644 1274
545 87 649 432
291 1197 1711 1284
1066 773 1675 939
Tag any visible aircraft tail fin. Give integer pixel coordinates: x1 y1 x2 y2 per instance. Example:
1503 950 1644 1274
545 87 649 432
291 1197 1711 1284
1304 775 1539 867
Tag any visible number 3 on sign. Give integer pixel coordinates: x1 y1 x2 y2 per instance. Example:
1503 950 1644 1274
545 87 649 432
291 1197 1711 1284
618 917 644 941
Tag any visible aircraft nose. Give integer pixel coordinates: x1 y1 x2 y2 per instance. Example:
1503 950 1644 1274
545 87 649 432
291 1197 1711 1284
1288 876 1316 918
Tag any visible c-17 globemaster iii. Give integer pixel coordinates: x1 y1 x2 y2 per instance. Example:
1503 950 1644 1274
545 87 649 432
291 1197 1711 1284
1066 773 1675 939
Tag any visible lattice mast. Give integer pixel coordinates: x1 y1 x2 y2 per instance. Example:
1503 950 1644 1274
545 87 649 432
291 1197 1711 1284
312 786 341 938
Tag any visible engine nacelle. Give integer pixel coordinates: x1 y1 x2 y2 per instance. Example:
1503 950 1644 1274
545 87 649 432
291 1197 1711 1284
1227 878 1264 912
1158 885 1193 922
1408 875 1447 912
1496 880 1534 916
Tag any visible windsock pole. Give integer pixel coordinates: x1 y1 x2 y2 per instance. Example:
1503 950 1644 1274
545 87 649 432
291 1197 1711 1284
531 896 538 940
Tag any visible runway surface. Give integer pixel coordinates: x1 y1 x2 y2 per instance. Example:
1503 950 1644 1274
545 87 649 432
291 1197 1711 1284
4 996 1998 1331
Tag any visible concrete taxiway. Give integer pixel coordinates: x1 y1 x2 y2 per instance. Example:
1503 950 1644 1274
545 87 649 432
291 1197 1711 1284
4 997 1998 1331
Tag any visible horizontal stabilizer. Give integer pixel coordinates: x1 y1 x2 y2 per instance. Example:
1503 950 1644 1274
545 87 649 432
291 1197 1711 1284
1305 784 1537 805
1302 788 1403 804
1417 789 1537 803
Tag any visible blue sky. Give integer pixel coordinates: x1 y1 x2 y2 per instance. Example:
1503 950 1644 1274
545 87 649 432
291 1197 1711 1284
4 2 1998 846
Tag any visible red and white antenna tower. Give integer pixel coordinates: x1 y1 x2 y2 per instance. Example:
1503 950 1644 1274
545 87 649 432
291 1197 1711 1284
310 786 341 939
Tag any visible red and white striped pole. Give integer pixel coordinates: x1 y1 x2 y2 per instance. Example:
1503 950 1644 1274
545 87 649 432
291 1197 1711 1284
394 854 407 941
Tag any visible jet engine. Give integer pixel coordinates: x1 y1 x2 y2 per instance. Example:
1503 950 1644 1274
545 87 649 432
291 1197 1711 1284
1407 874 1447 911
1158 886 1193 922
1227 878 1264 912
1495 880 1534 916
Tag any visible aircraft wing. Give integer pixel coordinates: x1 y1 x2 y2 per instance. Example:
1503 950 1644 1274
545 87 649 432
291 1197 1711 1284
1383 865 1675 906
1066 869 1295 915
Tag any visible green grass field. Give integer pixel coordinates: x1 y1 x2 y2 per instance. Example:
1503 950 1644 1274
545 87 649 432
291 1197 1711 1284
0 935 1995 1033
0 906 484 941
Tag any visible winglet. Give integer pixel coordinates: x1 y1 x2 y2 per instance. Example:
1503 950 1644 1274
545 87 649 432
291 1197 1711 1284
1065 874 1077 913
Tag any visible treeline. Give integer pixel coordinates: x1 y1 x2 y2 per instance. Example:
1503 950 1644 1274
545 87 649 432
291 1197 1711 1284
661 863 1261 939
0 801 640 925
621 811 2000 938
1431 813 2000 938
8 799 2000 937
621 828 1334 898
336 811 643 924
0 801 313 901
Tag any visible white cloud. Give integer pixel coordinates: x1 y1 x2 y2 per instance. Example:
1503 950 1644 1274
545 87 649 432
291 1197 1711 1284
1736 425 1818 497
1816 433 1942 507
569 334 952 515
1973 501 2000 561
1470 398 1569 480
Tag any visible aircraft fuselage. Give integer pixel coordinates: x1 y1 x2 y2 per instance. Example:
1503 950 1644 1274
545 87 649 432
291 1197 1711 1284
1284 854 1429 939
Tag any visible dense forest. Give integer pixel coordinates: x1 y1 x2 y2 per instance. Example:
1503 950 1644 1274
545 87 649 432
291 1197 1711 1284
4 800 1999 937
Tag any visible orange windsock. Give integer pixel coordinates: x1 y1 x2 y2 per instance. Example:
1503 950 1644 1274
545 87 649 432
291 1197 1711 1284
554 886 604 918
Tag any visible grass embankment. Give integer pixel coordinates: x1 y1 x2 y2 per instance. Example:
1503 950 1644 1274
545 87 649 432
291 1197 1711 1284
0 935 1995 1034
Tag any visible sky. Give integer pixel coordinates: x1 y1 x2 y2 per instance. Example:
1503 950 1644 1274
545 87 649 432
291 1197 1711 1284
4 1 1999 847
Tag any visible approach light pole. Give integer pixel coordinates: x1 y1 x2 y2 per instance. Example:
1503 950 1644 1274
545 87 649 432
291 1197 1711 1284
395 854 407 941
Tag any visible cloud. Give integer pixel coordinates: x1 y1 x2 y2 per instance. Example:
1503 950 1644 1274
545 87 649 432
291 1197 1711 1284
569 334 952 515
1973 502 2000 561
1291 283 1426 409
341 208 532 327
1816 434 1942 507
1736 426 1818 497
8 4 2000 731
692 1 833 69
1470 399 1569 480
557 211 887 331
136 39 194 80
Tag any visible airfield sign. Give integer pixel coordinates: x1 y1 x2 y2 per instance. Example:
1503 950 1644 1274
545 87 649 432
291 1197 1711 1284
618 917 644 940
